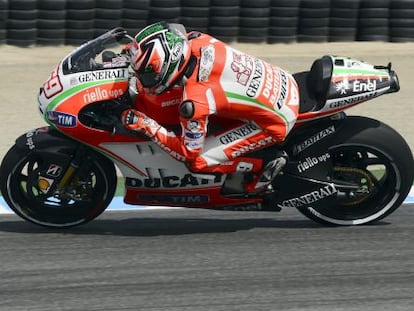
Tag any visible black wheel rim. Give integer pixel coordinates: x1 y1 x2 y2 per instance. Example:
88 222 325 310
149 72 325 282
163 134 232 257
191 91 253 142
6 153 110 227
307 144 401 224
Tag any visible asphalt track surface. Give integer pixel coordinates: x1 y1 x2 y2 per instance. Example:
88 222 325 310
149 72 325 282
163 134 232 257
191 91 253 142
1 42 414 310
0 206 414 311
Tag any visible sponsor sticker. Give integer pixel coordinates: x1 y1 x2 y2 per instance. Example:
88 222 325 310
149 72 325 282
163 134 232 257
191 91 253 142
218 123 259 145
293 125 335 155
83 87 124 104
185 131 203 140
335 80 350 95
37 177 54 194
47 111 77 127
334 79 378 96
46 164 62 177
187 120 201 132
127 174 222 189
161 98 180 108
353 79 377 92
231 51 254 86
277 184 337 208
78 69 127 83
246 59 264 98
152 137 186 162
185 140 203 150
26 131 36 150
139 194 209 204
171 42 184 62
231 136 274 158
263 65 288 110
297 152 331 173
328 92 377 109
199 45 215 82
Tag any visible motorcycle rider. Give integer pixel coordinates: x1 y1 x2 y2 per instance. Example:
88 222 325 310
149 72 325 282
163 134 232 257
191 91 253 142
122 22 299 195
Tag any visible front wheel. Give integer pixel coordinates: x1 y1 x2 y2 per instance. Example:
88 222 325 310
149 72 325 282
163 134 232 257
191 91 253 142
0 145 117 228
296 118 414 225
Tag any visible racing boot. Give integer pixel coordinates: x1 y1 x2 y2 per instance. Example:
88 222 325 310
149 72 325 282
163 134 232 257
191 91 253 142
221 152 288 197
244 151 288 194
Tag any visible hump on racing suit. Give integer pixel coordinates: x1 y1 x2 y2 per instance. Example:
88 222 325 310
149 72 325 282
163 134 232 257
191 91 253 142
124 27 299 194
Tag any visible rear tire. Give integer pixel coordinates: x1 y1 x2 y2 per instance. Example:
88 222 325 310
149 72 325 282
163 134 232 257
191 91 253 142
296 118 414 225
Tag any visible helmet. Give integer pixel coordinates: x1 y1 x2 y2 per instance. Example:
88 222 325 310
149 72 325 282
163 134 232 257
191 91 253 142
131 22 191 94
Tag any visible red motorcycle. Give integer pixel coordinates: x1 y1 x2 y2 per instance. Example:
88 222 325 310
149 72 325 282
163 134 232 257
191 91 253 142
1 29 412 228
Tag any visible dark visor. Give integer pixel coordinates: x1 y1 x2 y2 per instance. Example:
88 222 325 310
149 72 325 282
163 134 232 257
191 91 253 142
137 70 160 88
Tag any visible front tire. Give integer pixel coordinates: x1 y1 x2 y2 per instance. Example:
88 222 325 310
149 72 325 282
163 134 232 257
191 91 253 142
0 145 117 228
296 118 414 225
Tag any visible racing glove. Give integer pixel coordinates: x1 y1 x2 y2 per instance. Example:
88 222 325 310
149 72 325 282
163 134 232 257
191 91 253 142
122 109 161 138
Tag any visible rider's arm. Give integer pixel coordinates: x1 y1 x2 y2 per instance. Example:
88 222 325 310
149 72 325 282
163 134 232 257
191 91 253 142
156 98 209 161
123 99 209 163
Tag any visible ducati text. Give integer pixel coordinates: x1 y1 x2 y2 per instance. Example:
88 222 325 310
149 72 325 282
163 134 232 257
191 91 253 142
127 174 222 189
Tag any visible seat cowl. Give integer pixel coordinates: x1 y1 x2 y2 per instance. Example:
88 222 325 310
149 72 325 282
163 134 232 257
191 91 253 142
307 56 333 108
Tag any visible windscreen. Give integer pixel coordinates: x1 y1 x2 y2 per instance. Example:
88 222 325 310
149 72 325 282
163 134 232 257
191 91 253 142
62 29 133 75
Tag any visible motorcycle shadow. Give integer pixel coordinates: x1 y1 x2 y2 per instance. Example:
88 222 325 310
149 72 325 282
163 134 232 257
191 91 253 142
0 211 391 237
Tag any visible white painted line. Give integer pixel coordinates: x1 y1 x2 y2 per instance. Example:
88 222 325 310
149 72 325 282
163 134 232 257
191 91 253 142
0 196 179 215
1 188 414 215
102 197 182 211
0 198 11 214
407 187 414 203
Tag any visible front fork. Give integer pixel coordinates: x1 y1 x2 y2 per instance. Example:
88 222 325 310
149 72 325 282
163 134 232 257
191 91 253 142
56 145 89 191
33 144 96 202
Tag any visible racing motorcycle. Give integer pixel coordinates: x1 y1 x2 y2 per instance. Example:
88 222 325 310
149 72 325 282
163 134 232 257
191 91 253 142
1 28 413 228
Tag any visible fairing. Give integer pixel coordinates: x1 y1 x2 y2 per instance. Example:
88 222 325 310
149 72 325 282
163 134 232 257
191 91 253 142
296 55 398 122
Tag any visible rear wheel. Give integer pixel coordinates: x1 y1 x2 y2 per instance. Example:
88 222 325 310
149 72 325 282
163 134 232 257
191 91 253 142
296 119 414 225
0 145 117 228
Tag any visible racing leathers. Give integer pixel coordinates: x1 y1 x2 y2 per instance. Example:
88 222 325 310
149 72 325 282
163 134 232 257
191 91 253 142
124 33 299 191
